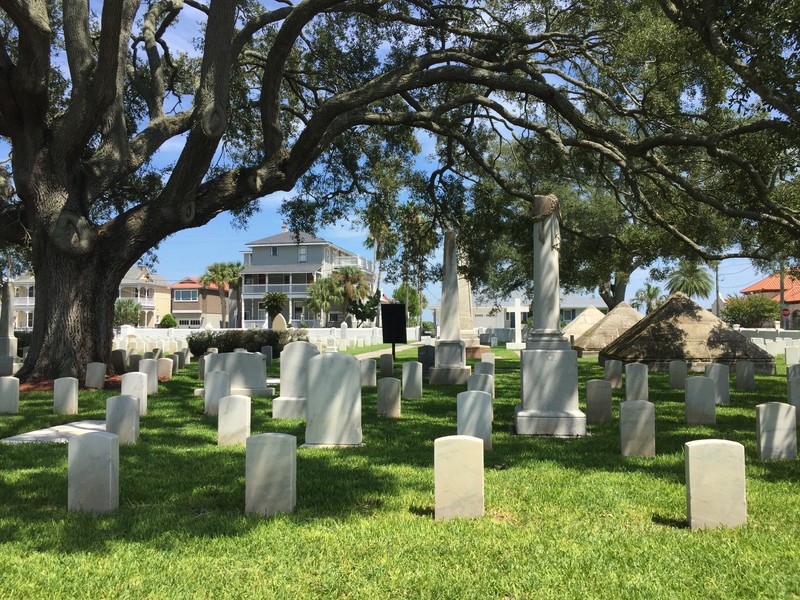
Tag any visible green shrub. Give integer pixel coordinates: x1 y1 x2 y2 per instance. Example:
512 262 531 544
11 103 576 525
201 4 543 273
158 313 178 328
721 294 780 327
186 328 308 357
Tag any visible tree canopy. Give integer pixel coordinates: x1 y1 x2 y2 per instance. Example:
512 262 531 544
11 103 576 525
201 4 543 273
0 0 798 378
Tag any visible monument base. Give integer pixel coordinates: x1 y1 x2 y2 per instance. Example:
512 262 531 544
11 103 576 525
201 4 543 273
517 347 587 437
514 406 588 437
465 345 491 360
194 386 274 398
526 333 571 351
300 442 364 448
0 355 21 377
429 366 472 385
272 396 306 419
435 339 466 365
0 337 17 357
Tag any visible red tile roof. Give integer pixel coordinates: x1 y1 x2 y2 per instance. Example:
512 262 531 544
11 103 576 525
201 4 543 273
740 272 800 302
170 277 229 291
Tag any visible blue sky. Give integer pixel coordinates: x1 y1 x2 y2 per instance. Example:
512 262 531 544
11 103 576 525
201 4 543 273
151 195 768 318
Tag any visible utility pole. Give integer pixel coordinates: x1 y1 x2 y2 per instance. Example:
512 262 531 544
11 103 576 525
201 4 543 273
779 262 787 330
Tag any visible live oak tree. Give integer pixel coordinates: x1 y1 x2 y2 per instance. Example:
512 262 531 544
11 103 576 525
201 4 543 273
1 0 797 379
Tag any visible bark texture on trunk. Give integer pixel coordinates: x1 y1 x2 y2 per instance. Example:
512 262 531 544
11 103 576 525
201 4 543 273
16 250 127 381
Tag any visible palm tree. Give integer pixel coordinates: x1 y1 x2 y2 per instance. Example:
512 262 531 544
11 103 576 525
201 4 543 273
261 292 289 326
363 204 399 327
200 262 243 328
305 276 343 327
665 260 714 300
630 282 665 315
333 266 370 325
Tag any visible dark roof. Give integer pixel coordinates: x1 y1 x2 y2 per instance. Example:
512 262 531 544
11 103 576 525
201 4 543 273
242 263 323 275
246 231 328 246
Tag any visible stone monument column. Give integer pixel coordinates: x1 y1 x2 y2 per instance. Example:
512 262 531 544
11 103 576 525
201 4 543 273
0 281 18 358
429 230 471 385
457 271 480 348
515 196 586 436
527 195 569 351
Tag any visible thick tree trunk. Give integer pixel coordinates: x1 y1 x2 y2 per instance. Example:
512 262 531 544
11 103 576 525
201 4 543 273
599 277 628 310
15 251 128 381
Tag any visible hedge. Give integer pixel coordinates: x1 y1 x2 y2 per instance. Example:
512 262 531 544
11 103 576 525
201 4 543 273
186 328 307 357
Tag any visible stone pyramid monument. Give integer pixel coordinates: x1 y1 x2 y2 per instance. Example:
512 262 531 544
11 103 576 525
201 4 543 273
562 305 605 341
599 293 775 373
573 302 642 355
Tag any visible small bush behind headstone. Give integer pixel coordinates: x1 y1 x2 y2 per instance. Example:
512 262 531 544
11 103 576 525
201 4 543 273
158 314 178 328
186 329 307 357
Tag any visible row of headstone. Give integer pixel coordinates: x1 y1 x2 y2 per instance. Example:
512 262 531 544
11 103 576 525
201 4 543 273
60 416 754 530
68 429 297 517
666 359 755 392
616 361 734 408
66 429 487 521
586 376 717 427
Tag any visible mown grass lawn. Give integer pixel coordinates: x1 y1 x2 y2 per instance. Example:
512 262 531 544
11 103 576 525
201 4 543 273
1 348 799 599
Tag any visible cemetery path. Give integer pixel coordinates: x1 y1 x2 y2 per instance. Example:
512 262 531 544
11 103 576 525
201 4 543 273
354 343 422 359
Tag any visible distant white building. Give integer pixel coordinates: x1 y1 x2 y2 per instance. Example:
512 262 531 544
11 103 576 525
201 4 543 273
431 291 607 331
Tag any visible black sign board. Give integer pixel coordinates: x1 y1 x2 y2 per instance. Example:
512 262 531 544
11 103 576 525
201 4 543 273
381 304 407 344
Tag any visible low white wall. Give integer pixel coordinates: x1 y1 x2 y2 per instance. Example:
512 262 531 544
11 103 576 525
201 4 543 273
118 325 421 343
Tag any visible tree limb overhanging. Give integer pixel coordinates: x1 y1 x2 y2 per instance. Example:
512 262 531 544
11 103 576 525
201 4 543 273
0 0 797 379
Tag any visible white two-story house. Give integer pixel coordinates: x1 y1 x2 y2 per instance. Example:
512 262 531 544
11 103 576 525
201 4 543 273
240 226 374 328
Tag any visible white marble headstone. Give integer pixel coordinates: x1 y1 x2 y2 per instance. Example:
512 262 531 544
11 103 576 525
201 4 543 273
434 435 484 520
685 439 746 530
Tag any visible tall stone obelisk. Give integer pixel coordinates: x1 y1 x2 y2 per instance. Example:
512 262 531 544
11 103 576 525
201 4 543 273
429 230 471 385
457 272 480 347
515 196 586 436
0 281 18 358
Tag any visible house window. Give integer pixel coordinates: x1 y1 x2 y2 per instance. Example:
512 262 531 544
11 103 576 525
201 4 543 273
27 313 34 328
173 289 198 302
298 246 307 263
271 246 279 256
178 319 201 328
28 286 35 298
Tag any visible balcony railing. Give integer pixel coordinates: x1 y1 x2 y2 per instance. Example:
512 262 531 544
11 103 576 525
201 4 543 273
118 295 156 309
243 319 321 329
242 283 309 296
12 295 156 310
331 256 374 271
12 297 36 308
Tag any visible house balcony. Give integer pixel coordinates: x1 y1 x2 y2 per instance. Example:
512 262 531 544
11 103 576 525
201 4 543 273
332 256 374 271
243 318 321 329
118 294 156 310
13 297 36 309
242 283 309 297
